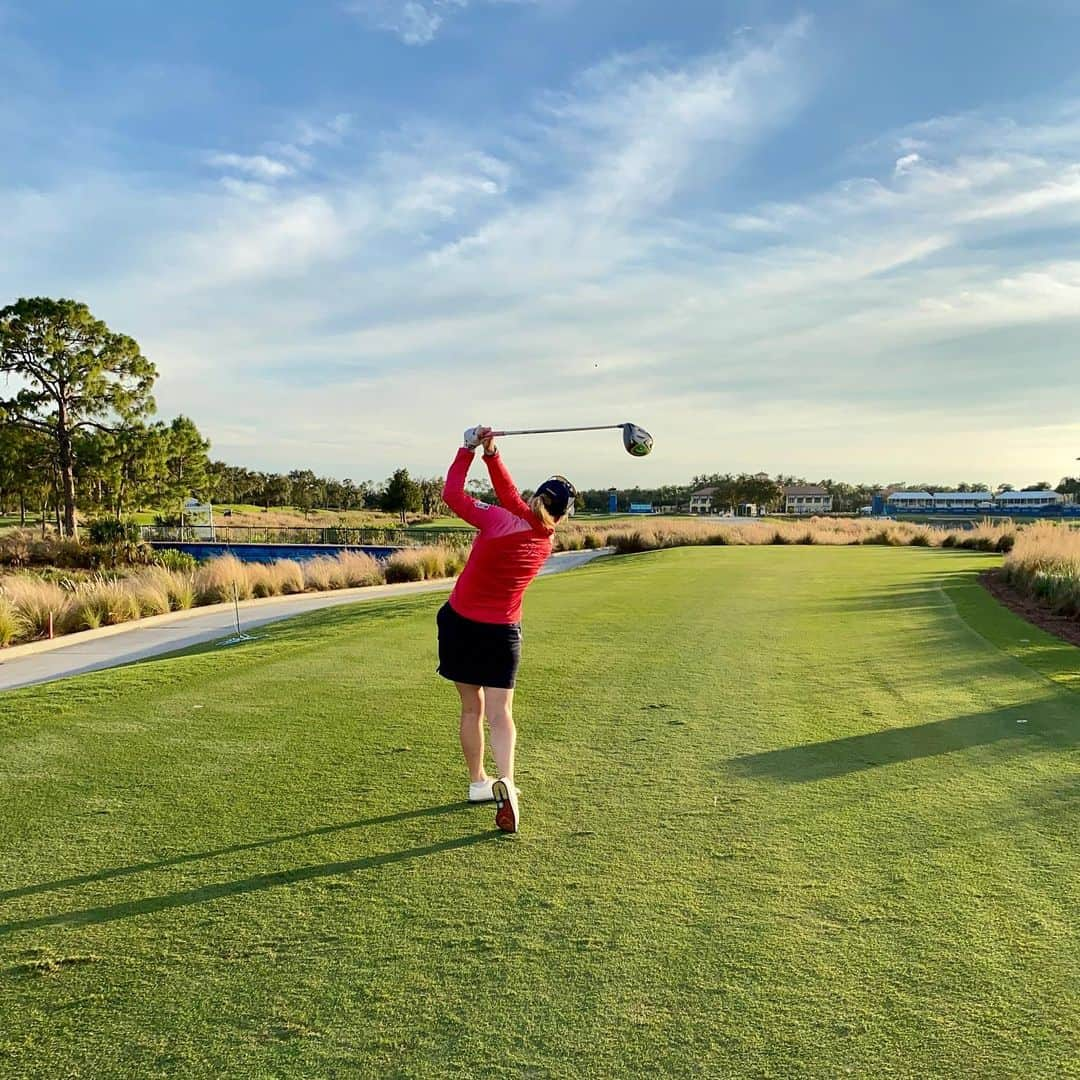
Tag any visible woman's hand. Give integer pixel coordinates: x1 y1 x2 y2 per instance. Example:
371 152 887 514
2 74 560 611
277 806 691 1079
477 426 497 456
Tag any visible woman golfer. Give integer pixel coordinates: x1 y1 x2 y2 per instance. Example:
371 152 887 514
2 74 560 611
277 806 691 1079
438 425 576 833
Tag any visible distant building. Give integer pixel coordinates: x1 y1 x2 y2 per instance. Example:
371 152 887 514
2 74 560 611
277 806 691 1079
995 490 1064 510
782 485 833 515
885 491 935 511
876 487 1075 517
689 487 717 514
932 491 994 510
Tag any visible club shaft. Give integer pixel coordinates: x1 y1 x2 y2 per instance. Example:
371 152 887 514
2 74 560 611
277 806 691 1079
491 424 622 437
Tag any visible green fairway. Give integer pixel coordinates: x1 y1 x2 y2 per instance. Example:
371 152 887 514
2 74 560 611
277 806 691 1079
1 548 1077 1079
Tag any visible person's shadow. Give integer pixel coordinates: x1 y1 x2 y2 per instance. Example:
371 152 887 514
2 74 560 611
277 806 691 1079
0 802 498 937
728 699 1078 785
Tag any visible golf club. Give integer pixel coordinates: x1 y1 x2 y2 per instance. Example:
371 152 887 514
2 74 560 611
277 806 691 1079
490 422 654 457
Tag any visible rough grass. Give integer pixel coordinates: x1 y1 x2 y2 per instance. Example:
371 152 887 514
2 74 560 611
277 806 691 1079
64 579 142 631
1002 521 1080 617
384 548 427 583
124 570 173 617
384 545 467 583
270 559 306 595
554 515 1018 555
0 593 22 646
0 576 73 637
194 553 254 605
0 548 1076 1078
301 556 348 591
0 547 456 648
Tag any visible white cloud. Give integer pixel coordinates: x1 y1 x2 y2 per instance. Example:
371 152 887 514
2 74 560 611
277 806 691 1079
344 0 545 45
894 151 920 175
344 0 466 44
206 153 295 181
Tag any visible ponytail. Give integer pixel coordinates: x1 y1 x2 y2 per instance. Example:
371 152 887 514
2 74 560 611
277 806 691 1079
529 494 558 529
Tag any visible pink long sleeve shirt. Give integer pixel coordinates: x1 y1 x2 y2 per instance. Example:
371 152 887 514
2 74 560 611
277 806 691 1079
441 447 554 624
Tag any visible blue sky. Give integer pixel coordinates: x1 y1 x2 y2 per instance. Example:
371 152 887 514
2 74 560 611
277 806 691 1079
3 0 1080 488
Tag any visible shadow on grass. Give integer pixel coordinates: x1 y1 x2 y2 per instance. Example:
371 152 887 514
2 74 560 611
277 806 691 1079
0 802 470 904
0 828 500 936
729 700 1078 784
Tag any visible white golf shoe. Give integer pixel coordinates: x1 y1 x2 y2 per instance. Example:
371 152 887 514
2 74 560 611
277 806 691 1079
492 777 519 833
469 779 495 803
469 779 520 803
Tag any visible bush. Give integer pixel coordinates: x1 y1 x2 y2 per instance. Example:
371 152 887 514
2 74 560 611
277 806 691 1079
610 530 655 555
247 563 280 599
1002 522 1080 617
30 535 94 569
194 555 252 605
87 519 142 546
68 579 142 628
334 551 385 587
385 550 426 583
420 548 449 580
153 549 198 574
125 570 173 616
302 556 346 591
165 572 196 611
949 520 1017 554
442 546 469 577
1 576 73 637
0 593 24 646
0 530 32 568
66 585 106 631
271 560 306 595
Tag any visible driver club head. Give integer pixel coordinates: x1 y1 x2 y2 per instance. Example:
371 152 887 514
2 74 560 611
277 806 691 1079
622 423 653 457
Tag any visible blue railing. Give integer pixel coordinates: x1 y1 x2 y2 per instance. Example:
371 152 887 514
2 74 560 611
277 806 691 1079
882 504 1079 518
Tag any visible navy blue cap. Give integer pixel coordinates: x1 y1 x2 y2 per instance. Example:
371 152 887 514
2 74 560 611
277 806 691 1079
536 475 576 518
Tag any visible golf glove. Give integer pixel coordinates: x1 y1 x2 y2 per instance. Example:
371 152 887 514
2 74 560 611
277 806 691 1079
463 426 483 449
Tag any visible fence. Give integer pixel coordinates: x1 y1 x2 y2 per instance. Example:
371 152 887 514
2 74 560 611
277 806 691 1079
140 524 475 548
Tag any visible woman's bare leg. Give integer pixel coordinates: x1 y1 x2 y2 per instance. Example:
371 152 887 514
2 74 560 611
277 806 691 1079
484 687 516 781
455 682 486 782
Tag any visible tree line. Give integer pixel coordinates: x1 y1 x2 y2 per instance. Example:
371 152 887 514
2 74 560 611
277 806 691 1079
579 476 1079 514
3 298 1077 536
204 464 448 524
0 298 450 534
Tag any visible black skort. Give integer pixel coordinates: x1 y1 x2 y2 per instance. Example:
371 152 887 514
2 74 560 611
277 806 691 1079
436 602 522 690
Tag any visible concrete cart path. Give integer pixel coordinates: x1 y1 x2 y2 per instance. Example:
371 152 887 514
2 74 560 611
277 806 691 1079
0 549 609 692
